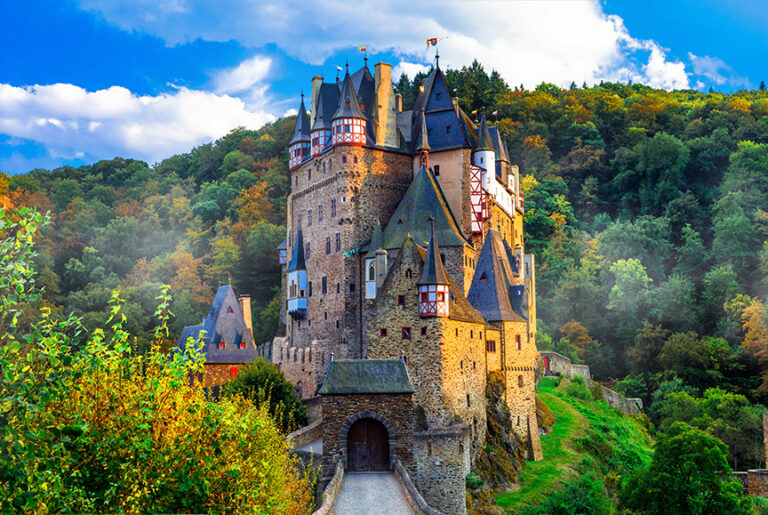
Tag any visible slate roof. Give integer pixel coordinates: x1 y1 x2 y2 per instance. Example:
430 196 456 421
365 220 385 258
350 65 375 118
175 285 257 364
276 238 287 251
333 70 365 120
382 166 470 250
474 113 494 152
411 66 473 152
287 228 306 272
311 83 339 131
289 97 311 144
489 126 509 163
418 225 449 285
467 229 527 322
318 359 415 395
416 110 430 152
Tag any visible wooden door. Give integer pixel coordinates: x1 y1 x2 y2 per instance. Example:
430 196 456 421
347 419 389 471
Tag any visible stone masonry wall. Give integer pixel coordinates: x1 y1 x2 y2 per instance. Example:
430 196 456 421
321 393 415 478
414 425 470 515
201 363 243 388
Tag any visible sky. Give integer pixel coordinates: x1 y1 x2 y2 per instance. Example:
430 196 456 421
1 0 766 174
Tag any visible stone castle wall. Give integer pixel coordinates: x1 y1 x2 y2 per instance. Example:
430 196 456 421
414 425 471 515
201 363 243 388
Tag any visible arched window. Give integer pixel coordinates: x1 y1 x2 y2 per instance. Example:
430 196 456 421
368 262 375 281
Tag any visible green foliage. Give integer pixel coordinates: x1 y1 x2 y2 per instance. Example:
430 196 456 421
225 358 308 432
520 473 609 515
620 422 749 515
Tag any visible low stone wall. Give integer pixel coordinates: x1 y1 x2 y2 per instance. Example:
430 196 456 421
749 469 768 497
540 351 642 415
303 396 323 423
288 418 324 450
393 460 443 515
414 424 470 515
734 471 749 493
312 460 344 515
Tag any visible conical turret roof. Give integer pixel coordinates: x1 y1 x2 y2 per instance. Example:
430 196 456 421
290 96 311 144
474 112 494 153
365 220 385 258
333 70 365 121
416 110 430 152
418 224 449 286
311 83 339 131
287 228 306 272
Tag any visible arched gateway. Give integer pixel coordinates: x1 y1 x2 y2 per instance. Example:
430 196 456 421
347 417 390 471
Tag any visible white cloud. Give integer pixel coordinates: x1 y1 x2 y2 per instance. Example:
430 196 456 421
76 0 699 89
0 83 275 170
213 55 272 110
392 62 430 80
689 53 749 88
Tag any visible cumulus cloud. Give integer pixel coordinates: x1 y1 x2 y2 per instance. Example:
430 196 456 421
0 83 275 170
392 62 430 80
213 55 272 109
689 53 749 88
77 0 698 89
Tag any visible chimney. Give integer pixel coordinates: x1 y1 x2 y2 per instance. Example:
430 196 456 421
395 93 403 113
239 295 253 340
451 96 459 117
310 76 323 127
374 62 392 144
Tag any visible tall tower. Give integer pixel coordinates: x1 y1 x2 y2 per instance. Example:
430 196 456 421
418 223 450 318
473 112 495 188
286 229 307 319
289 95 311 170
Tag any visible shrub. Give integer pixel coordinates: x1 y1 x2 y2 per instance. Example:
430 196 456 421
521 473 610 515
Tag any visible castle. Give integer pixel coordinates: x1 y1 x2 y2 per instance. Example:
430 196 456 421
256 57 543 514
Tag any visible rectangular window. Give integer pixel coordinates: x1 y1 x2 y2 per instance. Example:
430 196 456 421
318 205 323 222
398 295 405 306
342 155 347 163
434 164 440 176
308 281 312 297
308 169 311 181
331 199 336 217
486 340 496 353
219 341 225 349
295 175 298 187
230 366 238 378
420 327 427 336
470 330 473 338
518 375 524 387
322 276 328 295
307 209 312 226
336 282 340 294
335 233 341 252
353 156 358 163
380 328 388 337
344 125 350 133
516 334 522 350
350 283 355 293
326 236 331 255
466 394 471 408
401 327 411 340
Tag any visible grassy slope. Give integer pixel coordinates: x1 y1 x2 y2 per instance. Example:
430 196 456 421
495 377 653 513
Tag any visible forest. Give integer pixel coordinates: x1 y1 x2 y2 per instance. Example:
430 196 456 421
4 60 768 478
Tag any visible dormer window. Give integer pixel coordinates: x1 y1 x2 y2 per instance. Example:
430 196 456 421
446 126 451 134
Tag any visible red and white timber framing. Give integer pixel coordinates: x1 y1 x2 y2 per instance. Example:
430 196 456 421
311 129 331 156
469 164 488 234
289 142 310 170
331 118 366 146
418 284 449 317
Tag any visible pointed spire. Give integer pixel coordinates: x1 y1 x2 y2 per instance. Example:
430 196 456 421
418 218 449 286
332 69 365 121
416 110 430 152
474 110 493 153
287 229 306 272
366 220 385 258
289 95 311 144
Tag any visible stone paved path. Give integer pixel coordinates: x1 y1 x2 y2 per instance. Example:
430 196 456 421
333 472 414 515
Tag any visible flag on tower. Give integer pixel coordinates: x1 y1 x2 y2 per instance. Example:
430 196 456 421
336 65 343 71
471 109 479 115
450 86 458 93
426 38 438 48
358 46 366 52
492 110 498 116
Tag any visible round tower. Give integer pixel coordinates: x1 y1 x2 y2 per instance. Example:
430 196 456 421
289 94 311 170
332 67 367 146
417 222 450 318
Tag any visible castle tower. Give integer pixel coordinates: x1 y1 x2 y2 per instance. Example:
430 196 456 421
418 223 449 318
365 220 385 300
288 95 311 170
332 68 367 146
473 112 495 189
286 229 307 319
310 80 335 157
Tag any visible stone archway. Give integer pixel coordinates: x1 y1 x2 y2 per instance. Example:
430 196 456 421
340 411 396 471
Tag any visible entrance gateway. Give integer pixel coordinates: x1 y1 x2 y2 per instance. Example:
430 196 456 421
347 418 390 471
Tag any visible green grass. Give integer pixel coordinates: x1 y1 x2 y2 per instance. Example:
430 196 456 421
494 377 653 513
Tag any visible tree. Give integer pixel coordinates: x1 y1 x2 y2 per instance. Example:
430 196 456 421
627 322 669 375
620 422 748 514
742 299 768 365
607 259 652 345
226 358 308 432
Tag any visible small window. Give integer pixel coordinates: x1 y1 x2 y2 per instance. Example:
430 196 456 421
405 269 412 278
336 320 340 329
324 312 328 320
308 281 312 297
455 328 458 337
318 205 323 222
473 361 476 369
326 236 331 255
308 169 312 181
230 366 238 378
380 328 388 337
335 233 341 252
402 327 411 340
305 242 311 260
227 306 234 314
322 276 328 295
460 360 463 369
336 282 340 294
466 394 471 407
480 157 484 164
368 262 375 281
470 330 473 338
434 165 440 176
344 125 350 133
446 125 451 134
479 331 482 339
240 342 245 349
219 341 225 349
480 272 487 280
342 156 347 163
486 340 496 352
518 375 524 387
350 283 355 293
353 156 358 163
516 334 522 350
398 295 405 306
331 199 337 217
421 327 427 336
437 292 444 302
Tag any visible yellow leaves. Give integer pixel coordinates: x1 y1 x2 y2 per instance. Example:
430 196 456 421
742 299 768 365
236 182 271 225
520 175 539 195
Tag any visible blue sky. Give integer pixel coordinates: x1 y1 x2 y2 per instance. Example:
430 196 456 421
1 0 765 174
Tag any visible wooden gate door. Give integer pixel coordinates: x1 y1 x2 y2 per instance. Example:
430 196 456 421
347 419 390 471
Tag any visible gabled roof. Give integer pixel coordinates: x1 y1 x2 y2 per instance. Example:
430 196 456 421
382 166 470 250
333 70 365 120
175 285 256 364
418 224 449 285
474 113 494 153
365 220 385 258
350 65 375 116
318 359 414 395
467 229 526 322
311 83 339 131
287 228 306 272
289 97 311 144
411 67 473 152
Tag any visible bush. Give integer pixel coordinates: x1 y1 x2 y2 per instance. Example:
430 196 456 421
565 376 593 400
521 473 610 515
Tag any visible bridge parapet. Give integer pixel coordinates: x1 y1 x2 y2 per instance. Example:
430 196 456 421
393 460 443 515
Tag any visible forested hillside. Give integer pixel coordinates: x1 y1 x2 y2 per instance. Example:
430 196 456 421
5 60 768 471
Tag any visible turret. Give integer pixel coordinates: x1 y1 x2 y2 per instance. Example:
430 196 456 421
365 221 385 299
289 95 311 170
332 68 367 146
311 81 333 157
417 222 450 318
286 229 307 319
416 109 430 171
473 112 495 189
